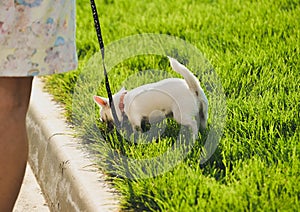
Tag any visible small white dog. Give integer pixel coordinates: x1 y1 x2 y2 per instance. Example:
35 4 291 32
93 57 208 136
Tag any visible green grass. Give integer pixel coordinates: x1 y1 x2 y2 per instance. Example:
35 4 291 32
45 0 300 211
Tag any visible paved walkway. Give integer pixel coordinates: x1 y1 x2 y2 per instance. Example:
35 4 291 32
14 164 49 212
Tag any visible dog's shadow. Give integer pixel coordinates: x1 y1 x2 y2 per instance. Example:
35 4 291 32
101 117 225 181
117 117 183 145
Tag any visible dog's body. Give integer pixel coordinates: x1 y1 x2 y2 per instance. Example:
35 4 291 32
94 57 208 135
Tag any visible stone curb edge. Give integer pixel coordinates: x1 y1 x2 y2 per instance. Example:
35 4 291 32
26 78 120 212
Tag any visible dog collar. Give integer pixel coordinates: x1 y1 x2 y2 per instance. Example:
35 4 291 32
119 92 127 114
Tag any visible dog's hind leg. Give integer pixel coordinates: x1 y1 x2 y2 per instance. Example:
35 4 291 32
173 110 198 138
184 119 198 138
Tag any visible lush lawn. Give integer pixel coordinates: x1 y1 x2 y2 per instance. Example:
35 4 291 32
45 0 300 211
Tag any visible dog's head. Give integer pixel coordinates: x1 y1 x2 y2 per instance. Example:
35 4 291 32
93 96 113 123
93 87 126 124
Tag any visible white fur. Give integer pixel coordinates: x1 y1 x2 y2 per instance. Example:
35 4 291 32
93 57 208 136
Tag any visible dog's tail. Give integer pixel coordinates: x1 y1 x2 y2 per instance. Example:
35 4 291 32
168 56 202 97
168 56 208 128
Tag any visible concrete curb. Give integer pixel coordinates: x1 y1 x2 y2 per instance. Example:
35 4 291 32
26 78 119 212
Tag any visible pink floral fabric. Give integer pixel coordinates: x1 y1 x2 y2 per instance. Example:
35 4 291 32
0 0 77 76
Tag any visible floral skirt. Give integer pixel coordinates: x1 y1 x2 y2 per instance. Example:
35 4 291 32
0 0 77 76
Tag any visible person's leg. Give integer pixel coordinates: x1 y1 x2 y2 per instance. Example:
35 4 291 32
0 77 33 211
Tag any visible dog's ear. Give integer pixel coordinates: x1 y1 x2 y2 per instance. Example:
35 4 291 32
93 96 109 108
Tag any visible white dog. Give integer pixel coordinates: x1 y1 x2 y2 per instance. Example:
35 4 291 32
93 57 208 136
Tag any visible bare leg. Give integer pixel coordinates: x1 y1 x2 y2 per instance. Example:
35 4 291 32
0 77 33 211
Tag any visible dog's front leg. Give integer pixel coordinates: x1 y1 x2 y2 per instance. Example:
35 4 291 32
132 124 142 132
128 115 143 132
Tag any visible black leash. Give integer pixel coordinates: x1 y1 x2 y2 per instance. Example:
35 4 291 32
90 0 120 127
